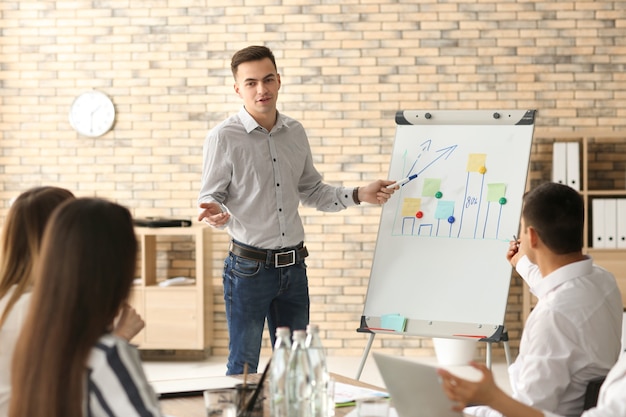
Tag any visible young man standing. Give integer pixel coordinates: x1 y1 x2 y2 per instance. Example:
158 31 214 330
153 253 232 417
198 45 396 375
465 182 622 417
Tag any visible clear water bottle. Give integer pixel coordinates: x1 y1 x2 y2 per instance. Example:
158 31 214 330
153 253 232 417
269 327 292 417
306 324 330 417
287 329 312 417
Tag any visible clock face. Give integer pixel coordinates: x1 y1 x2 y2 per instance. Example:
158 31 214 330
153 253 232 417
68 90 116 137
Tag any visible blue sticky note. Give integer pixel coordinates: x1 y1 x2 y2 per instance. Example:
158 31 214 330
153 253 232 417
434 201 454 219
381 314 407 332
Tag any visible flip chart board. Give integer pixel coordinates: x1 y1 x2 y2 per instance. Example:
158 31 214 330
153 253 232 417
360 110 535 340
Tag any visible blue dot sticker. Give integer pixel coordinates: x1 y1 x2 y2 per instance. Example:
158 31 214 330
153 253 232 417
447 216 455 224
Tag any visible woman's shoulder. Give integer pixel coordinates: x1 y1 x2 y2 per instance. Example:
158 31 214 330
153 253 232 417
0 285 31 306
89 334 139 369
0 286 32 328
86 334 162 416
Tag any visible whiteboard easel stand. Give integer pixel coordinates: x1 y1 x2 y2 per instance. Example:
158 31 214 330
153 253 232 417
354 326 512 380
355 329 376 380
480 325 512 371
354 108 535 381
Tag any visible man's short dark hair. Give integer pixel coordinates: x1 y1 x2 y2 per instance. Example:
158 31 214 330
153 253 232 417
522 182 584 254
231 45 277 79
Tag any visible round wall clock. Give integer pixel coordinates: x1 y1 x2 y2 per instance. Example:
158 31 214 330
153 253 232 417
68 90 116 137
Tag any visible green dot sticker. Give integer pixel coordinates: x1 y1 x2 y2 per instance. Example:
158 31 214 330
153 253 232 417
499 197 507 205
435 191 443 199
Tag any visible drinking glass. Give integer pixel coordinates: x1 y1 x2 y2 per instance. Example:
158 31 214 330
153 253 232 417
203 388 237 417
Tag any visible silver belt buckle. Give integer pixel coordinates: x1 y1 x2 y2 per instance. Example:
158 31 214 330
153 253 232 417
275 249 296 267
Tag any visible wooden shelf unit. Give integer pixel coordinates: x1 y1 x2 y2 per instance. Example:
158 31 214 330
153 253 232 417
522 131 626 321
129 225 213 351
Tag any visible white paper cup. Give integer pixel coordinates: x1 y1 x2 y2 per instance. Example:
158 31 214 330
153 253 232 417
433 337 477 366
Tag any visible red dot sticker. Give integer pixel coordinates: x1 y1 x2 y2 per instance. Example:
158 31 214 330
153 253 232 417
416 211 424 219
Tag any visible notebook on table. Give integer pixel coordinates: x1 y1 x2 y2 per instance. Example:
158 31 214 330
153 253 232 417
152 376 241 398
373 352 462 417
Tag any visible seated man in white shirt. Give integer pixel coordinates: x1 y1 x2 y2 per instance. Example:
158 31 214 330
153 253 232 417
439 353 626 417
465 182 623 417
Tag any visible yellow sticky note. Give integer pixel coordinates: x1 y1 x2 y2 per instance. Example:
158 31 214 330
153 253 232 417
467 153 487 173
401 198 421 217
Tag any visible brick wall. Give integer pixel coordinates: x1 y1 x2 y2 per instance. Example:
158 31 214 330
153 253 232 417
2 1 626 359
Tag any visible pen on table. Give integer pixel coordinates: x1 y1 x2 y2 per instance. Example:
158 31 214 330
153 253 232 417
386 174 417 189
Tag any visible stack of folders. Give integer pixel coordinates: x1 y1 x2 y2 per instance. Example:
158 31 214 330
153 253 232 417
592 199 626 248
552 141 580 191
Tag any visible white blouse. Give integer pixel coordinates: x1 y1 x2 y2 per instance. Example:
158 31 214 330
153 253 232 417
0 286 32 417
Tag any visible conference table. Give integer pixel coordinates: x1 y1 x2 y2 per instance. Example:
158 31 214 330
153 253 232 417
159 372 386 417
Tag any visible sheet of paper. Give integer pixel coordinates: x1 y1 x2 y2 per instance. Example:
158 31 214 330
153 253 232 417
343 407 399 417
334 381 388 406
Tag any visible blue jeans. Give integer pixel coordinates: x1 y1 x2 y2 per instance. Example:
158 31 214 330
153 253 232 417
223 245 309 375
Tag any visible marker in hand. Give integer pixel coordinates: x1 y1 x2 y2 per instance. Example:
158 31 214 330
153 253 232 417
386 174 418 189
513 234 520 248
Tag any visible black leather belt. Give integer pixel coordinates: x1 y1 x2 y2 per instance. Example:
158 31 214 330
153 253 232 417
229 241 309 268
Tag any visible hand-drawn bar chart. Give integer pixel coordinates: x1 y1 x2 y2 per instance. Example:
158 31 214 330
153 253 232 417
390 138 515 242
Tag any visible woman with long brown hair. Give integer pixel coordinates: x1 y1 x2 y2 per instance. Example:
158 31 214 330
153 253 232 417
9 198 160 417
0 186 75 416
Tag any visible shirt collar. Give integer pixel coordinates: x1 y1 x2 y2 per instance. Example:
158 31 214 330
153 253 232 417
238 106 288 134
532 255 593 298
